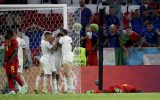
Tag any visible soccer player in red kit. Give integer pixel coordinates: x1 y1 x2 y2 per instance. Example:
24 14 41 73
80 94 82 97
3 29 27 95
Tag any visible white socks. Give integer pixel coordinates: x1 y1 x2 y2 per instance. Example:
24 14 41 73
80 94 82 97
20 75 28 87
43 75 48 91
66 77 74 91
52 79 58 92
35 75 41 90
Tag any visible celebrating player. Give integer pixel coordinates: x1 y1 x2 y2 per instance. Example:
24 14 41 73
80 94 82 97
57 29 74 93
39 31 56 94
3 29 27 95
50 33 62 93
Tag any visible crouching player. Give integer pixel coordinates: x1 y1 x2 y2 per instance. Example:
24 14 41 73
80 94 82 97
40 31 56 94
3 29 27 95
57 29 74 93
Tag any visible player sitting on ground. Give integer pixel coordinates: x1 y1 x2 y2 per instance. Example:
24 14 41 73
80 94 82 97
3 29 27 95
57 29 74 93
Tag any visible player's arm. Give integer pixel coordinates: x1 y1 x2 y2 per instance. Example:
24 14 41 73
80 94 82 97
22 39 27 64
23 48 27 64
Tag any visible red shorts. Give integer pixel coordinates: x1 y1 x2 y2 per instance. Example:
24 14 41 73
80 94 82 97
4 60 18 75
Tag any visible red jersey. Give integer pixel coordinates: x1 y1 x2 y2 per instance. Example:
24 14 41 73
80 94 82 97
105 84 137 93
3 38 18 61
129 32 139 43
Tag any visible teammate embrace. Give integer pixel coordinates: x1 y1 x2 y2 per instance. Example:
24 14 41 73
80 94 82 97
34 29 74 94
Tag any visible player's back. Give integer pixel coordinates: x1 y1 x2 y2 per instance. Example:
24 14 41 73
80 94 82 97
59 36 73 62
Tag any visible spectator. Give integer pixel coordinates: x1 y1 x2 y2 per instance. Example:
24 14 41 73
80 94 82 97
130 9 144 35
153 9 160 30
107 24 120 48
85 24 98 66
105 7 120 34
69 22 82 49
24 23 44 66
106 24 124 65
75 0 93 30
121 26 140 57
140 21 159 47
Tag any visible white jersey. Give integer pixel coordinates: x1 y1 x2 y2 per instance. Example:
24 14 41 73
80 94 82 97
59 36 74 63
41 40 53 59
40 40 55 74
50 39 62 74
17 37 26 73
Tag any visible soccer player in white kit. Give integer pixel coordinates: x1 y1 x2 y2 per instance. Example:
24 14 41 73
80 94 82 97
50 35 62 93
14 30 28 93
39 31 56 94
57 29 74 93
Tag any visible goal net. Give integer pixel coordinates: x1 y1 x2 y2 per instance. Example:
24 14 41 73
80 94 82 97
0 4 81 93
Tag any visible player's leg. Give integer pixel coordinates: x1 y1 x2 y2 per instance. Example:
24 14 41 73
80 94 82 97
41 58 52 94
11 62 27 94
50 57 59 93
62 61 74 93
16 64 28 92
51 71 58 94
4 63 15 94
34 66 44 94
42 74 50 94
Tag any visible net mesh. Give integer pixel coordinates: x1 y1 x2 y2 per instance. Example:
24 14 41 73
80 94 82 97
0 5 81 93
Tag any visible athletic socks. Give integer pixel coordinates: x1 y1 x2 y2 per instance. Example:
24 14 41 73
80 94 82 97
52 79 58 92
66 77 74 92
43 75 48 92
35 75 41 90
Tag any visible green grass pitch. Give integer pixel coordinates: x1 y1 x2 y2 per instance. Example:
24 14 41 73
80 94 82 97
0 93 160 100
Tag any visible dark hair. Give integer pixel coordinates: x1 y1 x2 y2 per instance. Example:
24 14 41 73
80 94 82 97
57 32 64 37
147 21 153 25
5 29 14 37
61 29 68 35
44 31 52 36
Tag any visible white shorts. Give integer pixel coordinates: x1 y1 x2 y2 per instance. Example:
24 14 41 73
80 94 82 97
18 60 23 73
40 57 55 74
50 55 62 74
62 60 73 66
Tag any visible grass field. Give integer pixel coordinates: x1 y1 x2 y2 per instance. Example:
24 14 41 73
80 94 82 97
0 93 160 100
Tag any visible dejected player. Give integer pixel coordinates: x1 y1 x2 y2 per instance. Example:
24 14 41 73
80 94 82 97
3 29 27 95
